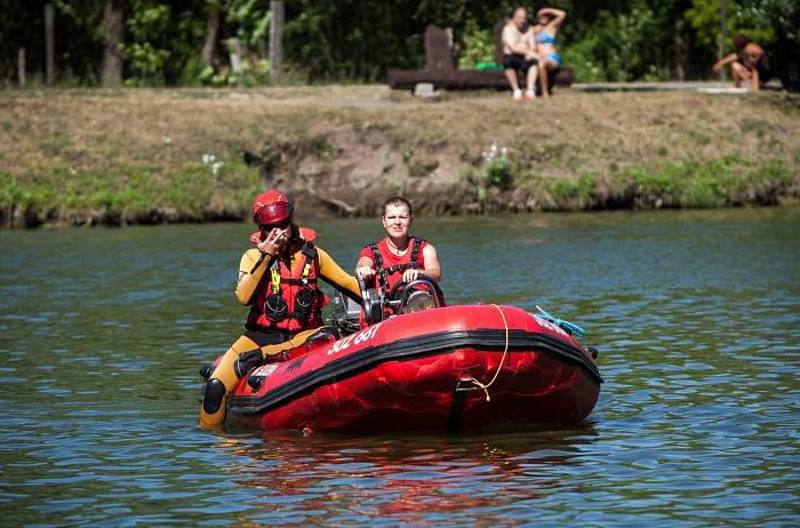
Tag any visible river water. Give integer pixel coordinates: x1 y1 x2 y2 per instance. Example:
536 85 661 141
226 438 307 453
1 208 798 526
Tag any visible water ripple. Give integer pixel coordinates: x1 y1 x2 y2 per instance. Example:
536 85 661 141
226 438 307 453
1 211 799 526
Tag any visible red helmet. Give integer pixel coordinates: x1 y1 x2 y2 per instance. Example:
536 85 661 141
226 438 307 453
252 190 293 225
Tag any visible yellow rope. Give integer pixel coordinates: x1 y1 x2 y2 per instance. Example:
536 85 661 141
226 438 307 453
467 303 510 402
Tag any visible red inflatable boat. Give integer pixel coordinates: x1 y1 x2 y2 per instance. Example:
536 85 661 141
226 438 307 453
221 287 602 433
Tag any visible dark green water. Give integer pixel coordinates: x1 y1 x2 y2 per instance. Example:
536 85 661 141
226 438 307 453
1 208 799 526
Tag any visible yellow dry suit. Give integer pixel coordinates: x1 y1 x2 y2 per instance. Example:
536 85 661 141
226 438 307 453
200 231 361 427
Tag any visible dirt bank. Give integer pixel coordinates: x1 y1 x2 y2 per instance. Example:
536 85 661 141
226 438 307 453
1 85 798 227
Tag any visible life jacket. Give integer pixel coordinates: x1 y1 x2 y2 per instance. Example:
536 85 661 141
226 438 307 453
248 238 323 332
366 237 426 294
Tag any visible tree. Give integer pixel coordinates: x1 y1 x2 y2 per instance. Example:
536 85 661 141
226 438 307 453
45 3 55 84
101 0 124 85
760 0 800 90
201 1 221 68
270 0 283 85
0 0 794 88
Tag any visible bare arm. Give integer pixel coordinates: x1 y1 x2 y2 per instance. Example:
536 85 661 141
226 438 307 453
400 243 442 283
421 244 441 282
355 255 375 280
509 41 530 55
712 53 737 72
523 30 539 60
539 8 566 29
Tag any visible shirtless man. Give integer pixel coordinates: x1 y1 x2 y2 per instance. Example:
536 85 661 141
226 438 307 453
502 7 539 101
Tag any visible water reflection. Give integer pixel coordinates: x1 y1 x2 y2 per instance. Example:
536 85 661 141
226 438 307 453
205 425 598 525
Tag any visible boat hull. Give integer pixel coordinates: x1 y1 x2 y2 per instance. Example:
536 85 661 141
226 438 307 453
226 305 602 433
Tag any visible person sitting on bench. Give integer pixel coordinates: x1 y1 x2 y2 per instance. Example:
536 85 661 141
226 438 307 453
532 6 566 98
502 7 539 100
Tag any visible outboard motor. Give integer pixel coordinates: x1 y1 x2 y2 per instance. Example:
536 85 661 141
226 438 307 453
357 274 445 325
358 276 385 325
330 291 363 336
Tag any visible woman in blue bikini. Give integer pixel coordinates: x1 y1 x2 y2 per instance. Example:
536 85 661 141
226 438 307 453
532 7 566 98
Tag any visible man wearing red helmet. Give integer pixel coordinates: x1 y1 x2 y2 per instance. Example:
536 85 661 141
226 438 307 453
200 190 362 427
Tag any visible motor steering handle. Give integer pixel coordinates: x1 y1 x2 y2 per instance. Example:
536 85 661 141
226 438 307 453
358 275 384 325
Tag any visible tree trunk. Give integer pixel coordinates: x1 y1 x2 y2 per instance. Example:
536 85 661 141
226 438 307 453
45 4 55 85
102 0 124 86
269 1 284 85
201 3 221 68
17 48 26 87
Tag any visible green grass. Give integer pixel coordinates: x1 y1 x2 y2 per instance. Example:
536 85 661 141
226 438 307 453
0 156 262 226
547 172 596 204
500 155 797 212
618 156 794 209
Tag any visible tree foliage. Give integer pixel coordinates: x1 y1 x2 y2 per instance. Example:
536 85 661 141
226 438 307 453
1 0 797 88
562 0 672 82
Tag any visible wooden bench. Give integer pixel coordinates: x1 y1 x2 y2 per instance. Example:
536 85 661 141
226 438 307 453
387 22 573 92
387 23 508 90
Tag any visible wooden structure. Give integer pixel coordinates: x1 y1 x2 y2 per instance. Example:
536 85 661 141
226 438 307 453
387 23 508 90
387 22 573 92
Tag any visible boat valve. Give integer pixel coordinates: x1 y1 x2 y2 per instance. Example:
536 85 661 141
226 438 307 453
199 364 214 380
248 376 264 391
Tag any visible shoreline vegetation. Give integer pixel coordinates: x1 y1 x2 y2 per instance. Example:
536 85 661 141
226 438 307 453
1 85 798 228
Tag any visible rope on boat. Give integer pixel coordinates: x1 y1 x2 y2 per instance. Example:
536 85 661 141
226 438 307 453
466 303 510 402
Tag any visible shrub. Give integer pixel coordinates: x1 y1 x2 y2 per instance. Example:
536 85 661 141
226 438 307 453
458 18 496 70
482 143 513 190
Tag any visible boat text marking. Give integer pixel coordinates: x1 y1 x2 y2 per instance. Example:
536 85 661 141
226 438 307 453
328 322 383 356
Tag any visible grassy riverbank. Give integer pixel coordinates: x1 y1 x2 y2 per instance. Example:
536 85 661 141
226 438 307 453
1 85 798 227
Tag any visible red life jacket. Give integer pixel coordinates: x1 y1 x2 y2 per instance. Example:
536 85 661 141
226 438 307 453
248 241 323 332
365 237 427 294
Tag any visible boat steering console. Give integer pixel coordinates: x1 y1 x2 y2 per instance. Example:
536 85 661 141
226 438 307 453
330 275 446 336
359 274 445 326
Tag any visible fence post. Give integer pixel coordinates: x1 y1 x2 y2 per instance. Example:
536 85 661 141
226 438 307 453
18 48 26 87
229 38 242 74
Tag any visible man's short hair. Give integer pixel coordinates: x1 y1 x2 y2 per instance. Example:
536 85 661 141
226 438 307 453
382 196 413 216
